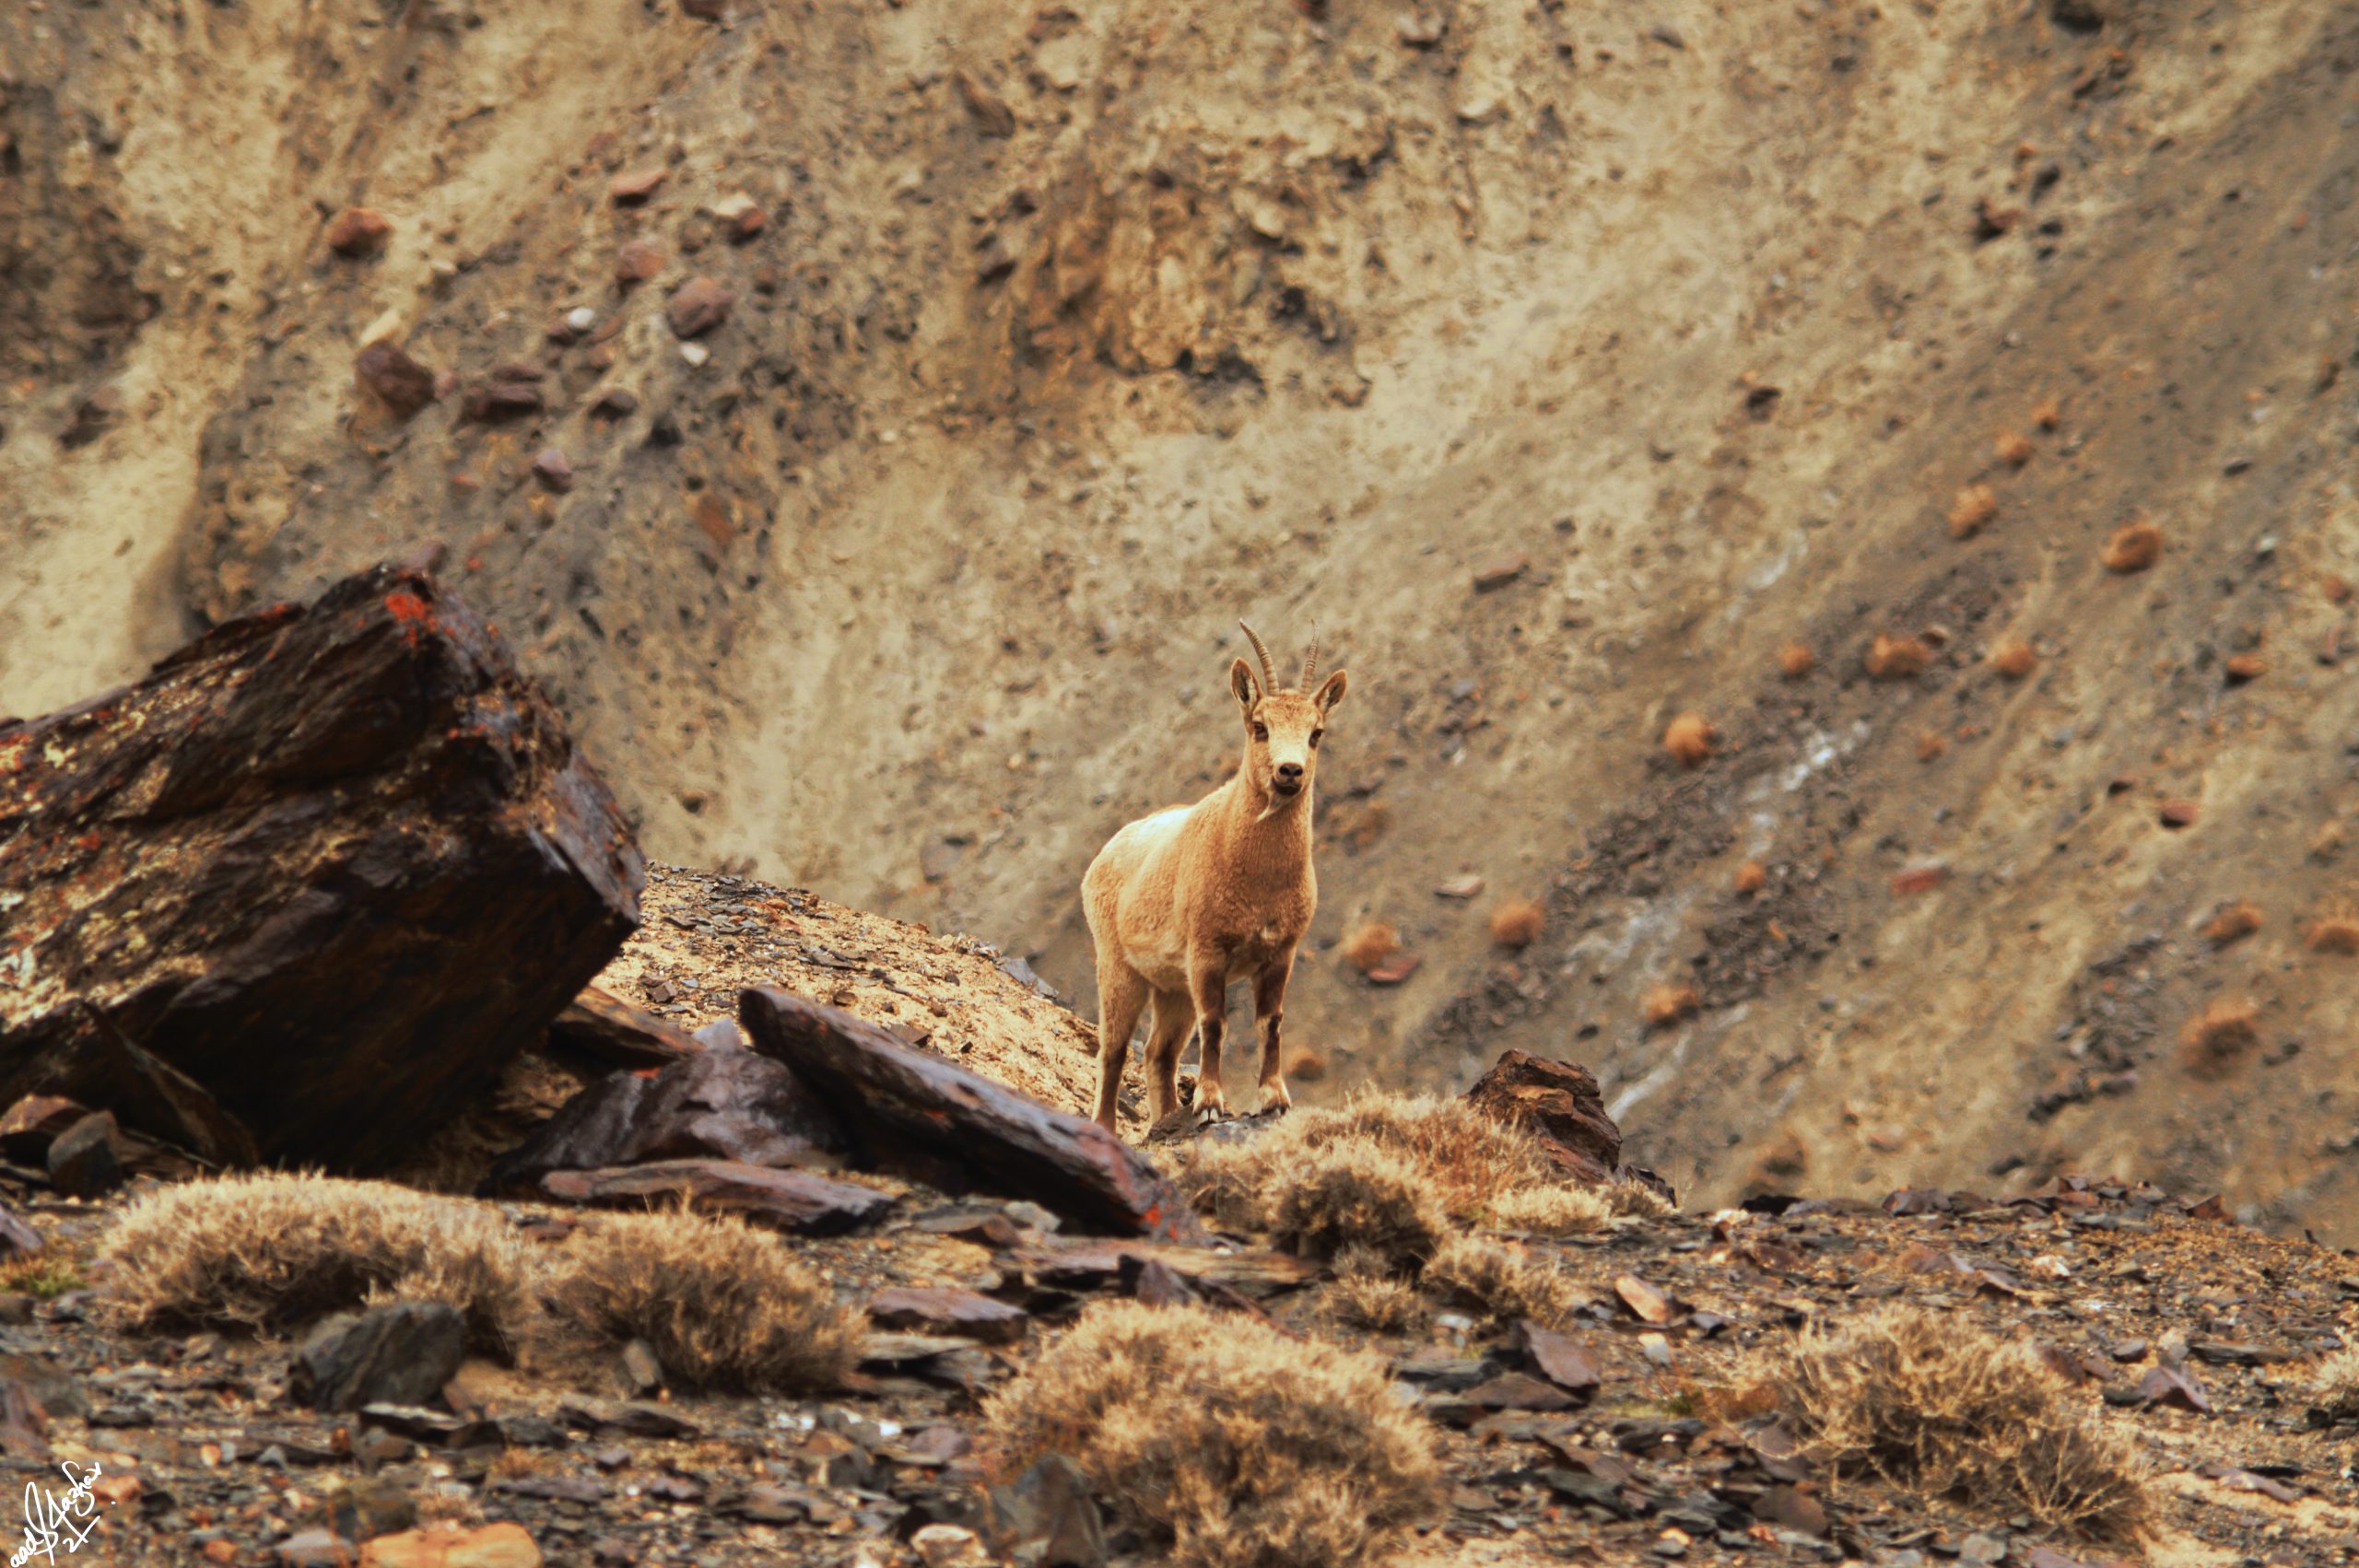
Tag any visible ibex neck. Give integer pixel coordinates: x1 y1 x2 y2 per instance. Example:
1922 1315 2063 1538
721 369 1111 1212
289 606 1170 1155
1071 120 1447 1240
1221 772 1314 860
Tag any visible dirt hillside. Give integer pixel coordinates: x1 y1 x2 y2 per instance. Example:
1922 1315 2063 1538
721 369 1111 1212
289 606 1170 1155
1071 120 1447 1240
5 2 2358 1234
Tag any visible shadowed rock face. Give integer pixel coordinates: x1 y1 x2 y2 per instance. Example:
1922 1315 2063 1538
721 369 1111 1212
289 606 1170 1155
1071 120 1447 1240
0 563 643 1170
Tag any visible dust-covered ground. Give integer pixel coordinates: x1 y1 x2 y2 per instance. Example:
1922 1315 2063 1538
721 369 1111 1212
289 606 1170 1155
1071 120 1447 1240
5 1 2359 1234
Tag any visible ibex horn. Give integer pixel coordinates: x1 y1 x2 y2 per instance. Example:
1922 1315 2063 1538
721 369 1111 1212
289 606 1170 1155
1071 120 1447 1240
1238 621 1278 693
1300 623 1320 691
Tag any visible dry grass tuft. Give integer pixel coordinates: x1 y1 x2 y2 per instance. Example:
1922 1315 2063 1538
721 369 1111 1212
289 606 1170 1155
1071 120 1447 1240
2182 997 2261 1074
2305 909 2359 955
1488 897 1546 949
1485 1184 1610 1235
1662 711 1717 767
1990 638 2038 679
1340 921 1402 975
1265 1137 1447 1266
96 1174 532 1352
2310 1348 2359 1422
1947 485 1999 538
1763 1307 2149 1537
2202 900 2263 947
1644 982 1701 1029
1777 641 1816 678
1326 1246 1429 1335
1993 431 2035 468
2100 520 2163 574
986 1301 1446 1568
536 1210 861 1393
1423 1235 1583 1329
1865 633 1931 680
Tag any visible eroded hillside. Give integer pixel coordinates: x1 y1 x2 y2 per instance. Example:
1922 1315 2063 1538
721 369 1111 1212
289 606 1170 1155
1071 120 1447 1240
4 1 2357 1234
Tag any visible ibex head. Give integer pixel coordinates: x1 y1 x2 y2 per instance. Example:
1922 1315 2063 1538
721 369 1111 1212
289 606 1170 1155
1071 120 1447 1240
1230 620 1349 806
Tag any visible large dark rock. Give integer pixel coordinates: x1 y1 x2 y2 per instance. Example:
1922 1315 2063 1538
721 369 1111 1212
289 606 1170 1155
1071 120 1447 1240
739 987 1204 1243
44 1111 122 1198
536 1159 894 1236
1463 1050 1623 1185
292 1303 467 1412
482 1047 846 1195
0 563 642 1171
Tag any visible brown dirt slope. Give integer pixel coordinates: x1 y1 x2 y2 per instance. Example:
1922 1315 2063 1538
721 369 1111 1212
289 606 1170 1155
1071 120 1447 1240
4 4 2358 1233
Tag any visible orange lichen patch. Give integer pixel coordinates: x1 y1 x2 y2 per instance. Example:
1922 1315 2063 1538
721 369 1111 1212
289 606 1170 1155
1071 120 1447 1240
1778 642 1816 679
2201 901 2262 947
1993 430 2035 468
1643 982 1700 1029
2305 910 2359 955
1734 860 1767 895
1865 634 1931 680
2182 998 2260 1074
2030 397 2061 431
1487 898 1545 949
2100 520 2163 574
385 591 431 623
1340 922 1402 975
1990 638 2037 679
1947 485 1999 538
2224 651 2266 685
1662 712 1717 767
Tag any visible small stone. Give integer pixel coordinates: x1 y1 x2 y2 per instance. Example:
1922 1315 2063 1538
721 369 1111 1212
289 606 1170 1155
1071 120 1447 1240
325 207 394 257
357 1522 542 1568
620 1339 663 1396
293 1303 466 1412
462 364 546 423
710 193 766 241
867 1287 1028 1346
953 70 1016 138
565 306 597 334
616 240 665 286
680 0 725 18
1647 20 1685 47
0 1096 89 1164
47 1111 123 1199
911 1525 990 1568
609 166 668 205
589 387 639 417
666 275 735 338
1396 10 1443 45
1472 551 1530 591
2159 800 2200 829
531 449 575 492
59 386 122 449
276 1527 351 1568
356 342 437 419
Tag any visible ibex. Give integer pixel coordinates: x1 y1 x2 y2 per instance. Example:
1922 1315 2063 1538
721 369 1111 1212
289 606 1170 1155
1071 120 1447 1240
1083 622 1348 1132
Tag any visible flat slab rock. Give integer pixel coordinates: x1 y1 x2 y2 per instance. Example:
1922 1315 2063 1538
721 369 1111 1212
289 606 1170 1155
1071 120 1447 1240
536 1159 893 1236
739 987 1203 1243
0 563 641 1170
865 1286 1028 1345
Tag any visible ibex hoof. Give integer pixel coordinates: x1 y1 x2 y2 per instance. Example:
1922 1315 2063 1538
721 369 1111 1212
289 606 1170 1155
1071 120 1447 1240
1260 1092 1292 1116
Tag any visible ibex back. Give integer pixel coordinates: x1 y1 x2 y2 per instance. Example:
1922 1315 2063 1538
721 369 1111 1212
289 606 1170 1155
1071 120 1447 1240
1082 621 1348 1132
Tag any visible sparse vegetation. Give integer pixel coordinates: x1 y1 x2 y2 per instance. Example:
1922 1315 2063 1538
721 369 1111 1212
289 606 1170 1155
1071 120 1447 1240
1947 485 1998 537
1758 1307 2149 1537
2305 908 2359 954
1485 1184 1610 1235
1265 1136 1447 1266
2101 520 2163 574
2310 1348 2359 1422
96 1174 533 1352
1488 897 1545 948
1990 638 2037 679
1644 981 1701 1028
2202 899 2263 947
1325 1246 1429 1334
2182 997 2261 1073
1662 711 1716 767
1865 633 1931 680
1777 641 1816 678
536 1210 862 1394
1340 920 1402 975
1603 1177 1677 1220
985 1301 1446 1568
1423 1235 1585 1328
0 1255 84 1300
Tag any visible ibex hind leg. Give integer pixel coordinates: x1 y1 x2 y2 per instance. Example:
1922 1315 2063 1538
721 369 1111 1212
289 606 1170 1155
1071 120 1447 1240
1091 964 1148 1134
1143 989 1192 1125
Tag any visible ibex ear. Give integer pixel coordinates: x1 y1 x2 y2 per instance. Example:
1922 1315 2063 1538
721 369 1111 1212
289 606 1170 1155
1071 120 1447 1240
1313 669 1348 713
1230 658 1262 710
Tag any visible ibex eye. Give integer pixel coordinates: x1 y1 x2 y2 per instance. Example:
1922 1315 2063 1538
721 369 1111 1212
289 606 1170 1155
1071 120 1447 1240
1252 723 1269 742
1309 730 1323 747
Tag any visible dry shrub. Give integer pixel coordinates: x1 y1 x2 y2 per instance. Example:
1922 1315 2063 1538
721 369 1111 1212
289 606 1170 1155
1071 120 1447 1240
2310 1348 2359 1422
2305 909 2359 955
2101 520 2163 574
1265 1136 1446 1266
1993 431 2034 468
2182 997 2260 1073
536 1210 861 1393
1604 1177 1676 1220
2031 397 2061 431
1777 641 1816 678
1948 485 1999 537
1865 633 1931 680
1662 712 1716 767
1326 1246 1428 1335
1485 1184 1609 1235
96 1174 532 1352
1488 897 1545 948
1990 638 2038 679
2202 900 2263 947
1340 921 1402 975
986 1301 1445 1568
1765 1307 2149 1537
1644 982 1700 1028
1423 1235 1583 1329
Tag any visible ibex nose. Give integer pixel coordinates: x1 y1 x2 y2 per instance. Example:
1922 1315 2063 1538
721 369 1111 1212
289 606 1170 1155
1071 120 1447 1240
1274 761 1304 781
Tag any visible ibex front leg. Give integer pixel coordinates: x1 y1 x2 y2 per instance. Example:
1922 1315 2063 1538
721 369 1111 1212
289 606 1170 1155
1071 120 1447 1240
1254 954 1295 1114
1188 963 1230 1119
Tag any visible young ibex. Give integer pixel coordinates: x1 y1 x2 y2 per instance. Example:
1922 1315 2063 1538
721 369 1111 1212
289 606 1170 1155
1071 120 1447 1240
1083 621 1348 1132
